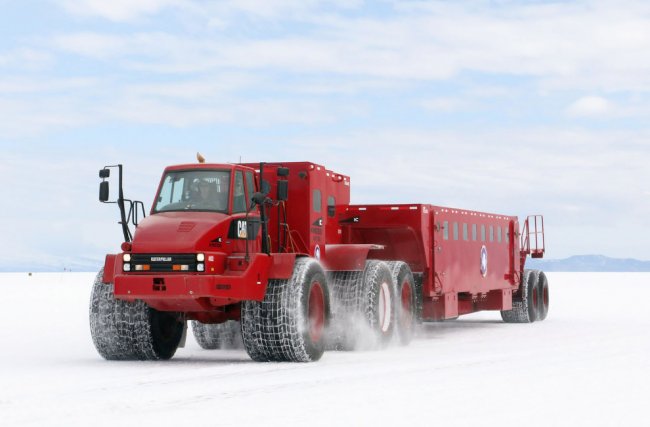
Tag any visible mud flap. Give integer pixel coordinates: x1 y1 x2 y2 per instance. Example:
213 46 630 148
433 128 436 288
178 321 188 348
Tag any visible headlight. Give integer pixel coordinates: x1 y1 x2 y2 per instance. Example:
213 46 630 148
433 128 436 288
196 253 205 262
123 263 131 272
123 253 131 262
197 263 205 272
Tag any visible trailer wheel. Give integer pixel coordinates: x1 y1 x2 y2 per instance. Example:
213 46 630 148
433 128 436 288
386 261 417 345
331 260 396 350
500 269 540 323
359 260 396 348
241 258 330 362
191 320 242 350
89 269 185 360
326 270 363 350
536 271 549 321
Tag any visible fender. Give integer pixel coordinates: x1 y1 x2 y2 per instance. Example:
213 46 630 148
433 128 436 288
102 254 118 284
268 253 299 279
322 244 384 271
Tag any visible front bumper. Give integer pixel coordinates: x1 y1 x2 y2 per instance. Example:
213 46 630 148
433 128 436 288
113 253 272 312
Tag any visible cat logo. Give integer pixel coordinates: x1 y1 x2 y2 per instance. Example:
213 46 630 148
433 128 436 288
237 220 247 239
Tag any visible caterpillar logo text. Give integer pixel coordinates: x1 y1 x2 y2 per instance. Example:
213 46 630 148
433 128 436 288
237 220 247 239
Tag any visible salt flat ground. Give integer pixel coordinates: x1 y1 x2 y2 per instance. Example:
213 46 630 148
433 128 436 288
0 272 648 426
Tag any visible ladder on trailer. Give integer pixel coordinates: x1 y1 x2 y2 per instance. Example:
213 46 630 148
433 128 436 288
521 215 545 259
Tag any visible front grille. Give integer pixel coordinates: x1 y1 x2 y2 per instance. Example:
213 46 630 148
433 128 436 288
129 253 198 272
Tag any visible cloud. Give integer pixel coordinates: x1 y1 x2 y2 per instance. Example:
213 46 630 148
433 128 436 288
421 97 467 112
44 1 650 94
0 77 97 94
2 0 646 138
283 127 650 219
566 96 611 117
0 48 53 70
0 98 93 138
52 33 133 59
57 0 181 22
56 0 365 24
103 95 341 127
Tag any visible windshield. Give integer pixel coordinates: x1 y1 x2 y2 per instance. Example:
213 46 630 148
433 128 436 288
154 170 231 213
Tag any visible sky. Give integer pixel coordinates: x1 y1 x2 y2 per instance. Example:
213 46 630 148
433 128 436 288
1 0 649 270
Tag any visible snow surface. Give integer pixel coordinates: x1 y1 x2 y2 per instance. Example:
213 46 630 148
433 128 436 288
1 272 648 426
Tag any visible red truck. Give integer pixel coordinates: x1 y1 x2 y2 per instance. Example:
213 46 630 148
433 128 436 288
91 158 548 362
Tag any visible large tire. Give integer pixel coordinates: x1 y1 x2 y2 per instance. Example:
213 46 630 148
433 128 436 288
326 270 364 350
501 269 540 323
89 269 185 360
191 320 242 350
240 258 330 362
412 273 424 324
386 261 416 345
329 260 396 350
536 271 549 321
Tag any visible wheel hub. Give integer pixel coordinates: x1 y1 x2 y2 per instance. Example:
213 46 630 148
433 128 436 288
308 282 325 342
378 281 392 333
401 281 413 326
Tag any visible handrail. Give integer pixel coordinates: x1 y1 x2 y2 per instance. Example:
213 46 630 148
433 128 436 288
521 215 545 258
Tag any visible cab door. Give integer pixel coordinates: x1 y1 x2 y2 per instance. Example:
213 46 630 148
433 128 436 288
229 168 260 252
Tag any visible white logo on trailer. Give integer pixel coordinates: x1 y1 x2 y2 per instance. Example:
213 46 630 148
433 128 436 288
480 245 488 277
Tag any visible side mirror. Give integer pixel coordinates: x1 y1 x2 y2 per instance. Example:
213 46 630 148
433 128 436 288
277 181 288 201
99 168 110 178
99 181 110 202
251 192 267 206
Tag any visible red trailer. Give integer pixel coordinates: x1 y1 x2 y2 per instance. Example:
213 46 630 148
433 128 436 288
92 159 548 362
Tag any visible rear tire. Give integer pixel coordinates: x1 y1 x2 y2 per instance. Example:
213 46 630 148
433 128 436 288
191 320 242 349
536 271 549 321
241 258 330 362
330 260 396 350
386 261 416 345
326 270 363 350
89 269 185 360
501 269 540 323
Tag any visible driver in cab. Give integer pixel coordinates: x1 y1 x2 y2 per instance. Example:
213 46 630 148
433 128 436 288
192 179 226 210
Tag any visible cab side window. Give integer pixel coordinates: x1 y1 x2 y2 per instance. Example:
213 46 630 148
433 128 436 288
233 171 246 213
327 196 336 218
313 189 322 213
245 171 255 206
